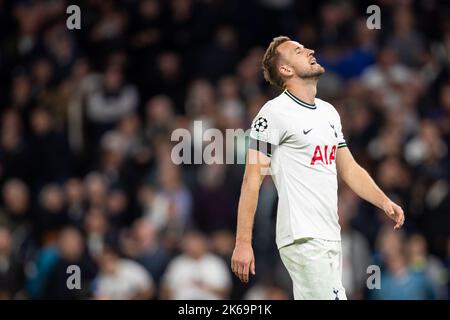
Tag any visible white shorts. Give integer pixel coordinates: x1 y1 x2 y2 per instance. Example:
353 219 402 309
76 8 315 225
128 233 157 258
279 238 347 300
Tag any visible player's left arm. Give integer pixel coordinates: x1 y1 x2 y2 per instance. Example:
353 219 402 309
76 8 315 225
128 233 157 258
336 147 405 229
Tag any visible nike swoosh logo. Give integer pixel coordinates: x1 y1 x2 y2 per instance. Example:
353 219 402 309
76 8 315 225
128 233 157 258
303 128 313 135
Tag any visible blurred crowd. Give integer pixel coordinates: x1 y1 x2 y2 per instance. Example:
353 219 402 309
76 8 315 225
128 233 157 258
0 0 449 300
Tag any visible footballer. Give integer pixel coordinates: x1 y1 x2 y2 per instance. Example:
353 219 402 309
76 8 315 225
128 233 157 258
231 36 405 300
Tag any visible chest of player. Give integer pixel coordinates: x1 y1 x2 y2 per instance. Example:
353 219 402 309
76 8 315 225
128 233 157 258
282 108 340 166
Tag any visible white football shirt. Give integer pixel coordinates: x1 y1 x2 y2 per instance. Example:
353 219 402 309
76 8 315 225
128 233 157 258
94 259 154 299
249 90 347 249
162 253 232 300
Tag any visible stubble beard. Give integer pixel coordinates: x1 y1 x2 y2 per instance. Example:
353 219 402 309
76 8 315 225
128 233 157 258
298 65 325 80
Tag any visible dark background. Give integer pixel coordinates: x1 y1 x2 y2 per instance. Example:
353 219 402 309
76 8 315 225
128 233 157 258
0 0 449 300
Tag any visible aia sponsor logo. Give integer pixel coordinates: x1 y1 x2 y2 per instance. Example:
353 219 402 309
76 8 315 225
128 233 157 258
310 145 337 165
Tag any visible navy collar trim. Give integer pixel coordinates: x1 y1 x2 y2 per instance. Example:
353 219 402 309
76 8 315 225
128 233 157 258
284 90 317 109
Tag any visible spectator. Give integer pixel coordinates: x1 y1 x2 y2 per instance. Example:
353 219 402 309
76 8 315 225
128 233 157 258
28 107 70 187
43 23 78 81
370 251 436 300
106 113 143 159
84 207 114 260
84 173 108 209
0 225 25 299
64 178 86 228
147 52 186 113
161 230 231 299
184 79 218 142
31 57 54 97
9 74 34 121
373 225 406 269
361 46 417 112
386 8 425 68
144 95 176 138
192 164 236 233
404 120 448 169
130 0 164 52
143 160 192 235
86 64 139 140
217 76 246 130
98 130 141 207
0 110 30 184
198 25 240 81
406 233 447 299
1 179 32 233
120 218 170 289
93 245 154 300
105 189 129 230
431 82 450 144
371 226 436 300
43 227 98 299
37 184 68 245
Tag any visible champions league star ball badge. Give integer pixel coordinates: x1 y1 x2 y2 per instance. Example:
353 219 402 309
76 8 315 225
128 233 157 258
253 117 268 132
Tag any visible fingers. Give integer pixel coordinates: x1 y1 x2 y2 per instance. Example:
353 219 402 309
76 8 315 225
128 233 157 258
231 257 251 283
239 263 249 283
231 259 237 275
386 204 395 218
384 203 396 222
250 259 256 275
231 258 245 282
394 205 405 229
394 215 402 229
231 245 255 283
385 201 405 229
231 258 241 281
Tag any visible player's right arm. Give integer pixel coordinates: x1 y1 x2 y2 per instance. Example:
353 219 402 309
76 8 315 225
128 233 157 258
231 148 271 283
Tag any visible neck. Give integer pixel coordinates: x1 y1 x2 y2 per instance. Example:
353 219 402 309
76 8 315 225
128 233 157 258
285 78 318 105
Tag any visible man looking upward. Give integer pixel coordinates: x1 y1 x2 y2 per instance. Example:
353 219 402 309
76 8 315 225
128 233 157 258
231 36 405 300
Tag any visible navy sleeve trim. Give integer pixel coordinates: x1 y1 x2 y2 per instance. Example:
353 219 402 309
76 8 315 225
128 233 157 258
249 138 273 157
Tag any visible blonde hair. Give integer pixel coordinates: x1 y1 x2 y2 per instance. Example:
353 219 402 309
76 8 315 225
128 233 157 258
262 36 291 88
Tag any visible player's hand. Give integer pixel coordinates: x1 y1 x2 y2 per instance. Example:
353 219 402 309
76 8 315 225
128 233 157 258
382 199 405 230
231 242 255 283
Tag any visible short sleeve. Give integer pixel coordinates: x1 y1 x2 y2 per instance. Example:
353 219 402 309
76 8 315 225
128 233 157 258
334 109 347 149
249 104 286 157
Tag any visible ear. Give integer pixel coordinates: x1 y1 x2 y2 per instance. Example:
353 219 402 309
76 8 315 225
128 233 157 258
279 64 292 78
